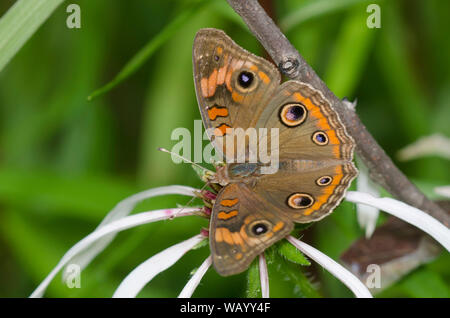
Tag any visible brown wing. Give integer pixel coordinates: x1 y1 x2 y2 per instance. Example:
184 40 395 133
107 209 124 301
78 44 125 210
209 183 293 276
251 81 357 222
254 160 357 223
193 28 280 161
256 81 355 161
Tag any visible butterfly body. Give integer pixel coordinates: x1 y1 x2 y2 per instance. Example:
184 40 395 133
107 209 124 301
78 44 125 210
193 29 357 276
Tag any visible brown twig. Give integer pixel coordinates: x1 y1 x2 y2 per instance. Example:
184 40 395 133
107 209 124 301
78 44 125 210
226 0 449 227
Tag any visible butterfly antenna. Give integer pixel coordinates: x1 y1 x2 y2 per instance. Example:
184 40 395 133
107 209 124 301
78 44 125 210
171 182 211 219
158 147 214 174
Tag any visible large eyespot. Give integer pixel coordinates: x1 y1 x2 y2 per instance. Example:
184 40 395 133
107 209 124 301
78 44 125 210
287 193 314 209
312 131 329 145
316 176 332 186
279 103 307 127
248 220 271 236
238 71 253 88
234 71 258 93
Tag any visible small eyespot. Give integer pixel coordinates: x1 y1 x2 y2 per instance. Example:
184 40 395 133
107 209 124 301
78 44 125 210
237 71 254 89
279 103 307 127
316 176 332 186
214 55 220 61
248 220 271 236
312 131 329 145
287 193 314 209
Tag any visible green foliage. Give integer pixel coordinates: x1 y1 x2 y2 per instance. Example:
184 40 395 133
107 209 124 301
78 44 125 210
0 0 65 72
246 259 262 298
0 0 448 298
265 243 320 298
276 240 311 266
88 0 208 101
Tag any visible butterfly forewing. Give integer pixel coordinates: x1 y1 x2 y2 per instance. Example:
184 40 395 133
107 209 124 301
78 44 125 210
193 28 280 162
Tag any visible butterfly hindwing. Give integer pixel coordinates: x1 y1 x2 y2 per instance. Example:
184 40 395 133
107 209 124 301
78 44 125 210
252 81 357 222
256 81 355 161
210 183 293 276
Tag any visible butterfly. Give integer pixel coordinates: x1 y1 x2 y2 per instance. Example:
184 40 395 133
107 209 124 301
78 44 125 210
192 28 357 276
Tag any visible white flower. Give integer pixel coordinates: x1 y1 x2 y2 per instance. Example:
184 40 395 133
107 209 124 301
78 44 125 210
30 184 450 298
355 157 380 238
345 191 450 251
286 236 372 298
435 185 450 198
397 133 450 161
113 234 207 298
259 253 269 298
178 255 212 298
30 185 201 298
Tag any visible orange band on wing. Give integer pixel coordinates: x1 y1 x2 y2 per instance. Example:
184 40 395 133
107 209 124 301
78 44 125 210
201 69 218 98
208 69 218 97
249 64 258 72
208 106 228 120
258 71 270 84
221 198 239 207
215 228 234 245
232 91 244 103
272 221 284 232
214 123 231 136
218 210 238 220
215 227 246 251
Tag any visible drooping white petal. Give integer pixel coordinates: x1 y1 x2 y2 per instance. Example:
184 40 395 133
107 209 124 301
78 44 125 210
113 234 206 298
30 207 198 298
259 253 269 298
356 157 380 238
397 133 450 161
69 186 199 273
346 191 450 251
435 185 450 198
178 255 212 298
286 236 373 298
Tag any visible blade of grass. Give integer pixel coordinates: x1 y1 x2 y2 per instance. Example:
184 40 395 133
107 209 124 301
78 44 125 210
280 0 374 32
137 5 225 185
0 0 65 72
87 0 207 101
324 5 377 98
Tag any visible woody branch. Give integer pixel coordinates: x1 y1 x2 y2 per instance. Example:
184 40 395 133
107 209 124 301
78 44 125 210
226 0 449 227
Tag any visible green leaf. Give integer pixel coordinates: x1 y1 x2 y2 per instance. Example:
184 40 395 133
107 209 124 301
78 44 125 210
280 261 321 298
277 240 311 266
246 258 262 298
87 0 207 101
266 244 320 298
0 0 65 72
400 268 450 298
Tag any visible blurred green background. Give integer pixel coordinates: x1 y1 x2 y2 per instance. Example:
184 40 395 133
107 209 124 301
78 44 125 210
0 0 449 297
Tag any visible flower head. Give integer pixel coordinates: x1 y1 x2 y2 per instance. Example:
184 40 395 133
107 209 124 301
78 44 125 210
30 171 450 298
